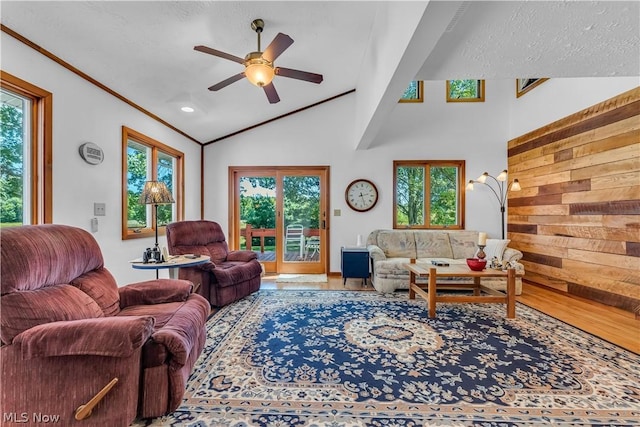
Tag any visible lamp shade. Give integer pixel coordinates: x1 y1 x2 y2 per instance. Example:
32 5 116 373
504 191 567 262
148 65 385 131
510 179 521 191
245 58 275 87
139 181 175 205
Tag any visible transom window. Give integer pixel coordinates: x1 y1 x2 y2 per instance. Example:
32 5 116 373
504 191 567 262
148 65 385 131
446 80 485 102
393 160 465 229
399 81 424 103
0 71 52 226
121 126 184 239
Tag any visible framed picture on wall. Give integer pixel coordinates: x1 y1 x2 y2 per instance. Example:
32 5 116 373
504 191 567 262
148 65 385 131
516 78 549 98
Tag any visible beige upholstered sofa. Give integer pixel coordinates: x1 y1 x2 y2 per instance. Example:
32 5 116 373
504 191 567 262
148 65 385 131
367 229 524 295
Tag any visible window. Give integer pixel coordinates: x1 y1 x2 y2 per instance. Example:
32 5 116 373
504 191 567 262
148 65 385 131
446 80 485 102
121 126 183 239
393 160 465 229
0 71 52 226
516 78 549 98
399 81 424 103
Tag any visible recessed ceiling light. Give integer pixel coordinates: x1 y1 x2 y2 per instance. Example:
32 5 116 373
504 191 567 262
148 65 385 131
181 106 195 113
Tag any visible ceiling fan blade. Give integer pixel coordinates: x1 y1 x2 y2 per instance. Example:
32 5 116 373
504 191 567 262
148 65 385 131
275 67 323 84
262 33 294 63
263 82 280 104
194 45 245 64
208 72 246 91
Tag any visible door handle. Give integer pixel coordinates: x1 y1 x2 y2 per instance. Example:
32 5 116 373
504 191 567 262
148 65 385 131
322 220 326 229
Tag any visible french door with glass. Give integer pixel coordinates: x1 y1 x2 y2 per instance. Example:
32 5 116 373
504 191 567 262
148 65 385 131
229 166 329 274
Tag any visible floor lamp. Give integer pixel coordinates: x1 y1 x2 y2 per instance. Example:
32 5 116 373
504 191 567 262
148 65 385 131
466 170 521 239
139 180 175 278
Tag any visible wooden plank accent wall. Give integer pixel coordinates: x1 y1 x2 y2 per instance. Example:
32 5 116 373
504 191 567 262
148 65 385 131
507 87 640 317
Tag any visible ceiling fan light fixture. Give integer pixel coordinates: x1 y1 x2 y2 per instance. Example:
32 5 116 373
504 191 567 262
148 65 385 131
195 18 321 102
244 54 275 87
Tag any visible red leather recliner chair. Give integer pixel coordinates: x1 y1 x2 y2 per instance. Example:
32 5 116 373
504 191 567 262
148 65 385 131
0 224 210 426
166 220 262 307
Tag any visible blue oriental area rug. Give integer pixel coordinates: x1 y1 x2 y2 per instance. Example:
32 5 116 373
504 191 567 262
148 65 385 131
137 290 640 426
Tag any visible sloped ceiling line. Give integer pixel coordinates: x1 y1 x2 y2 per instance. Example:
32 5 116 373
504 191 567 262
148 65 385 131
2 24 357 148
204 89 356 145
354 1 465 150
0 24 203 145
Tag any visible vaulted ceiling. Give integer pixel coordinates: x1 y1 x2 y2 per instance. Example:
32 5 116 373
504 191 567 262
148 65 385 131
1 1 638 145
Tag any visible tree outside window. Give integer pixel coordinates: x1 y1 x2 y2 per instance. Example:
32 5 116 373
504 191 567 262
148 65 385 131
394 160 465 229
0 72 52 226
446 80 485 102
0 92 28 226
122 126 183 240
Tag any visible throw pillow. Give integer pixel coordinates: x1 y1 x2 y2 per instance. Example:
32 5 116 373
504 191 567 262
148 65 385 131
415 232 453 258
378 231 416 258
484 239 511 261
449 231 480 259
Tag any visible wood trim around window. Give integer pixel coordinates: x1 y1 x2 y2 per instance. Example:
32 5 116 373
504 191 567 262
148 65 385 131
399 81 424 103
446 80 485 103
0 70 53 224
515 78 549 98
121 126 184 240
393 160 466 229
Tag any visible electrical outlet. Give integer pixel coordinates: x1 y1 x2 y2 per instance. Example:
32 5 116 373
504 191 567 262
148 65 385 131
334 209 341 216
94 203 106 216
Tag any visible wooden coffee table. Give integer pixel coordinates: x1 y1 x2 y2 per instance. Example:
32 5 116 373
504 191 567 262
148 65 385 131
404 263 519 318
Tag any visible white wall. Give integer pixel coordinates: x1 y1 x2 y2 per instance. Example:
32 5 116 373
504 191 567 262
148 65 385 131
203 79 513 273
508 77 640 139
6 25 636 280
1 33 202 284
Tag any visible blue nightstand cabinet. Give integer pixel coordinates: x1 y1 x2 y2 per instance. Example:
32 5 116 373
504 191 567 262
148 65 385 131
341 247 370 286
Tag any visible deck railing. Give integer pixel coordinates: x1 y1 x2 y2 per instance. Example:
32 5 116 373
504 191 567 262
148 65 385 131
241 225 319 252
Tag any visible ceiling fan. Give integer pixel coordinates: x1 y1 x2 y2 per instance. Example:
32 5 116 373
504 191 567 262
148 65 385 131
194 19 323 104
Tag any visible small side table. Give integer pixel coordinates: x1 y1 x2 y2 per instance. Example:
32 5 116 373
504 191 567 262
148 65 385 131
341 246 370 286
130 255 210 280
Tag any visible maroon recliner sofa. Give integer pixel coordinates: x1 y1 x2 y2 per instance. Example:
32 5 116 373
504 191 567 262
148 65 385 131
166 220 262 307
0 224 210 426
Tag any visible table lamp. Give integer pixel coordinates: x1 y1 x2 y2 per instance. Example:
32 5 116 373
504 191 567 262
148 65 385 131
139 181 175 269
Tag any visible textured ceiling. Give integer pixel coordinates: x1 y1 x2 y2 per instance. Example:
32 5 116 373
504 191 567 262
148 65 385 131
1 1 638 144
417 1 640 79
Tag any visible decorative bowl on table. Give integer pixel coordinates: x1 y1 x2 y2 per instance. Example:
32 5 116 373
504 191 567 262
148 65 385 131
466 258 487 271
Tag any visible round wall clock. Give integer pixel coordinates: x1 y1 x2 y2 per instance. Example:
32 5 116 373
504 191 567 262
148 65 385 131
345 179 378 212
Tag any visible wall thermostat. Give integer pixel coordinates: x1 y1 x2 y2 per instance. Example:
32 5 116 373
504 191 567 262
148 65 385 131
79 142 104 165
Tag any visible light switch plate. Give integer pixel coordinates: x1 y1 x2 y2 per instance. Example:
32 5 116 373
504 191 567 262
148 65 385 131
334 209 341 216
94 203 106 216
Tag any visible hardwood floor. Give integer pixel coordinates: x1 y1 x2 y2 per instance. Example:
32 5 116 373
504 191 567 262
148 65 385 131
517 281 639 354
260 275 640 354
